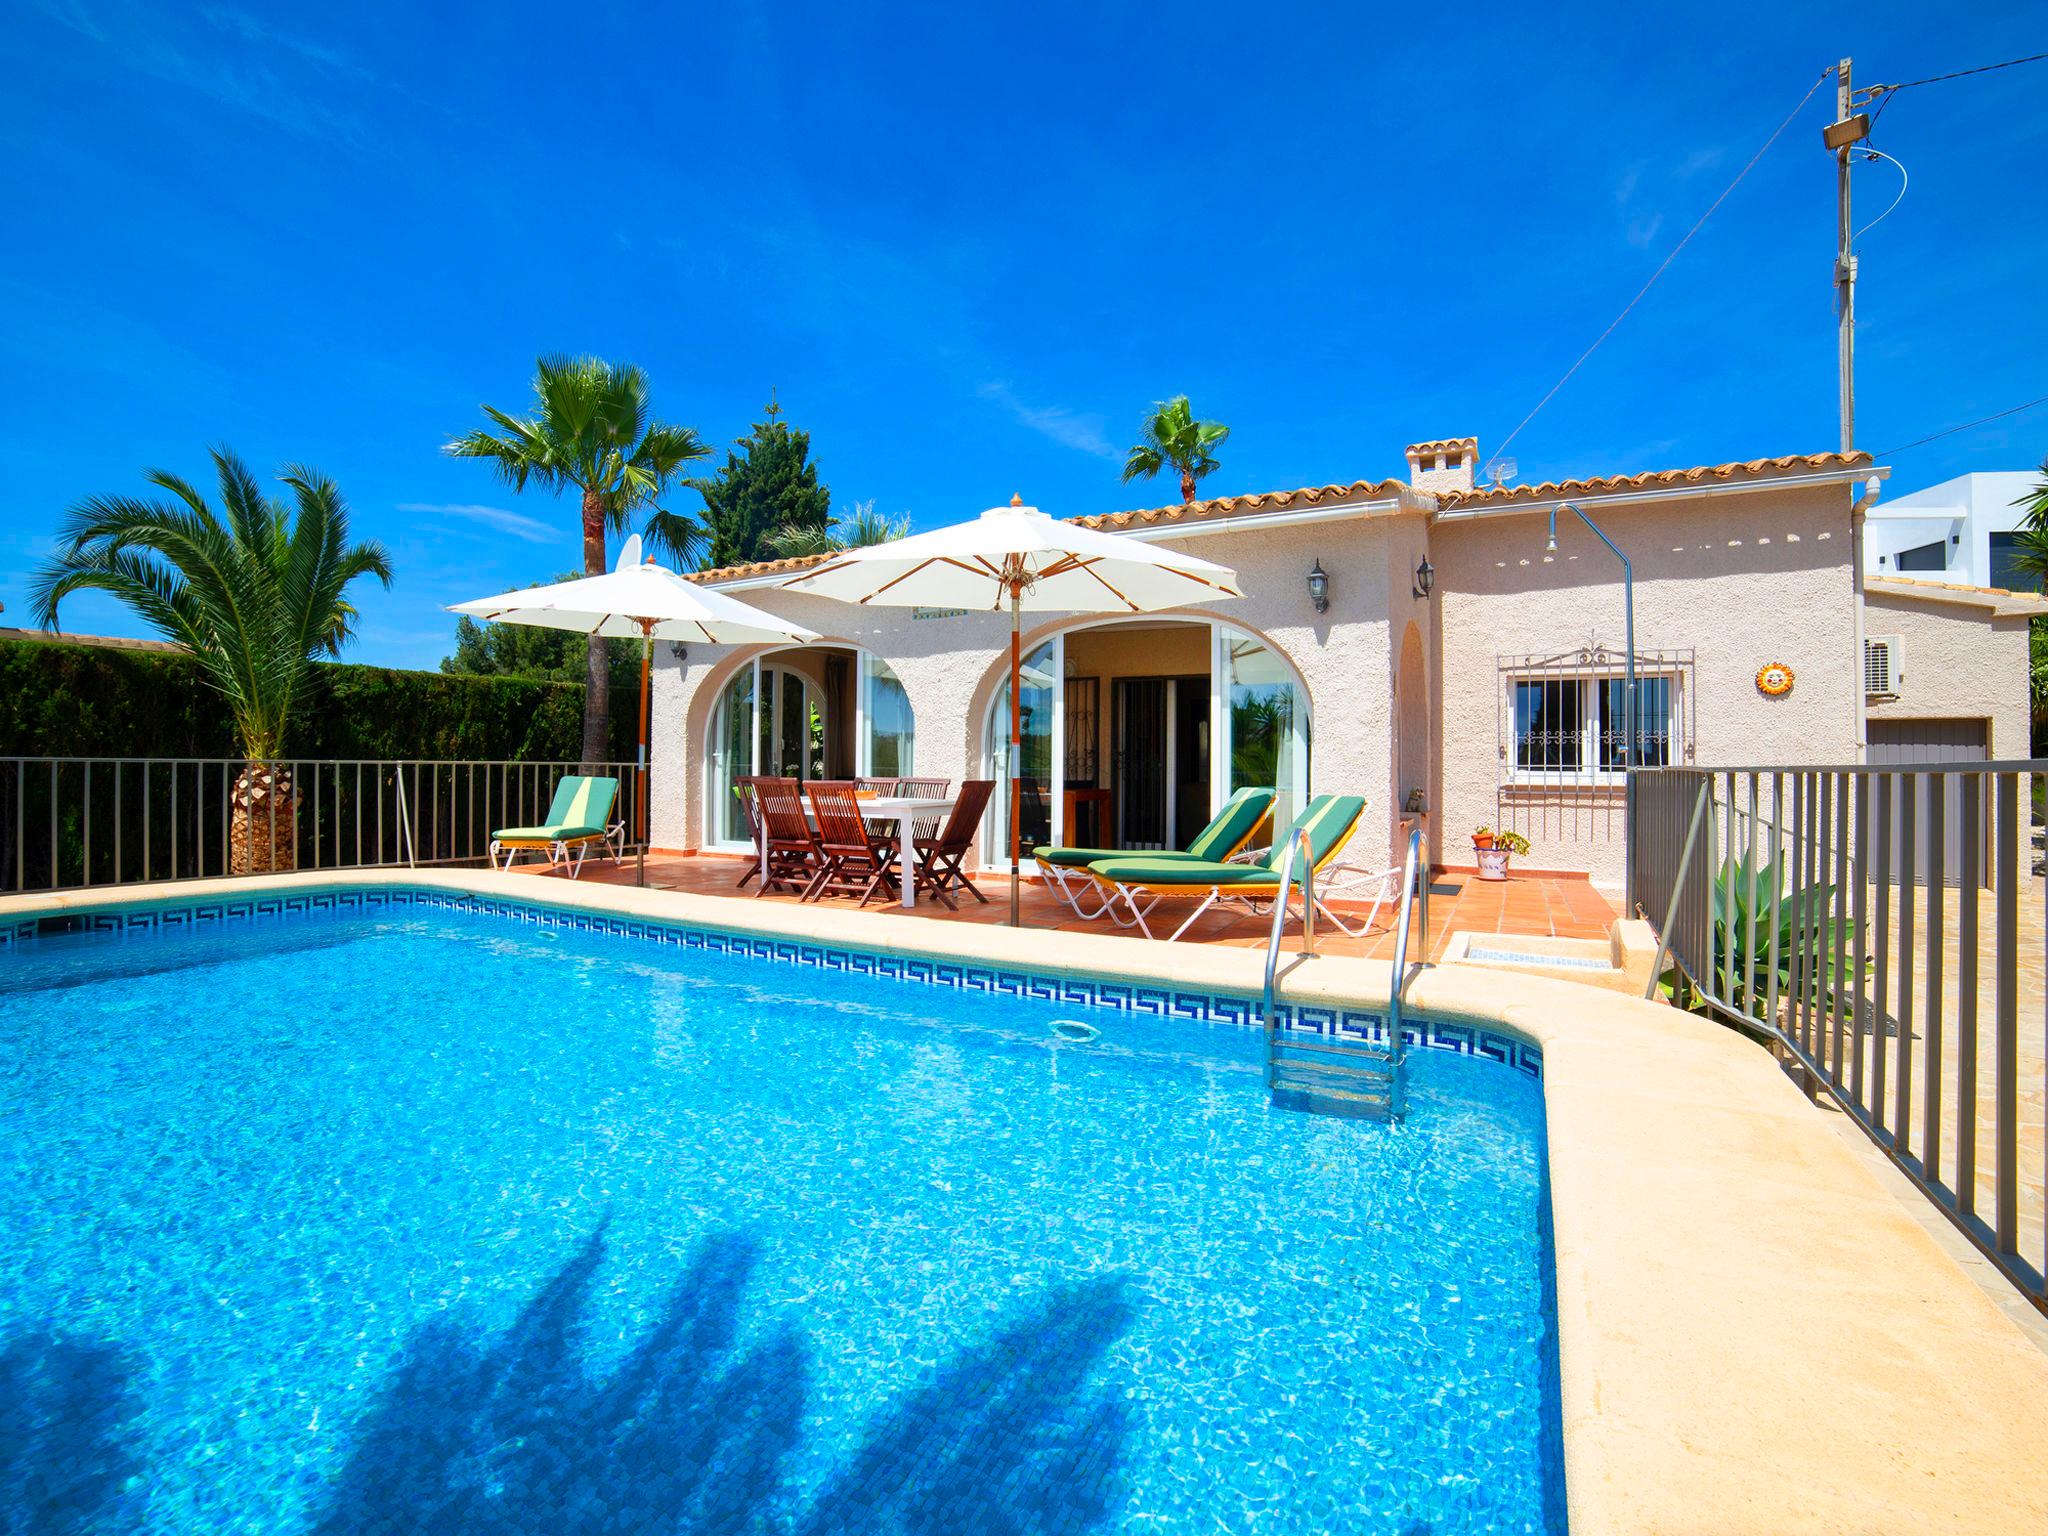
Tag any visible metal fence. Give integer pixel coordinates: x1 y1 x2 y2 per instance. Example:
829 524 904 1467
0 758 646 892
1631 761 2046 1313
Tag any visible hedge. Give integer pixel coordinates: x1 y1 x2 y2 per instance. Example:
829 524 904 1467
0 638 639 763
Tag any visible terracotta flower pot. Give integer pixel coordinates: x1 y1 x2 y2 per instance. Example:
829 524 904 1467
1472 832 1495 851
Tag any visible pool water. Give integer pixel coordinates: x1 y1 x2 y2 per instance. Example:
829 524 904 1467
0 904 1563 1534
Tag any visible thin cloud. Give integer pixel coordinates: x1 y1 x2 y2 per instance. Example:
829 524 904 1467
978 382 1119 461
398 503 558 545
31 0 371 144
1614 161 1645 206
1625 213 1665 251
197 6 375 81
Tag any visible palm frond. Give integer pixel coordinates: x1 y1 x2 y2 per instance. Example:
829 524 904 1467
32 451 387 760
639 508 710 569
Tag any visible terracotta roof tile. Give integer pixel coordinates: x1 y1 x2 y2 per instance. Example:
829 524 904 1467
1070 478 1412 532
689 452 1878 585
1437 451 1875 508
688 479 1414 584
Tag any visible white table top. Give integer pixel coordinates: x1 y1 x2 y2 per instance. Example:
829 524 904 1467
857 795 956 816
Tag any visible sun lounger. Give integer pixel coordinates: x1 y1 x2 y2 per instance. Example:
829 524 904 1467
1084 794 1393 941
488 774 620 878
1031 787 1276 917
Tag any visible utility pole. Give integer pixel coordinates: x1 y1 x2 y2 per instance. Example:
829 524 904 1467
1824 58 1871 454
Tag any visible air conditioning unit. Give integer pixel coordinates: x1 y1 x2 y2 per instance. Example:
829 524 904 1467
1864 635 1901 698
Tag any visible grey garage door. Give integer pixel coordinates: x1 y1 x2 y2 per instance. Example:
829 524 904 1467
1866 718 1990 885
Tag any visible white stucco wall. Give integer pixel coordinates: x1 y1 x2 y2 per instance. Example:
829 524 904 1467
1864 591 2033 760
1430 484 1861 888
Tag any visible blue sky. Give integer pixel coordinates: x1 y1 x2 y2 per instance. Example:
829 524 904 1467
3 0 2045 667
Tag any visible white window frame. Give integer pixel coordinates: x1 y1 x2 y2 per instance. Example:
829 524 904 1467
1506 669 1681 788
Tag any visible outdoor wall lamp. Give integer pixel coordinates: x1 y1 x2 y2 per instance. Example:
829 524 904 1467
1306 559 1330 613
1412 557 1434 599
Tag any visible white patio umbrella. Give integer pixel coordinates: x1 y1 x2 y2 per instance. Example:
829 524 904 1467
450 535 820 886
780 496 1243 923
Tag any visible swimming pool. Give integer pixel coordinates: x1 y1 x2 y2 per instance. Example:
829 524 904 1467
1 893 1564 1533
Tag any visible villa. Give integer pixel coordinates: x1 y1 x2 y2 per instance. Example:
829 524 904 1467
653 436 2042 889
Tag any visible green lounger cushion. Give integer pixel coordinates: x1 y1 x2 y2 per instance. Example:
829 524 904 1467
1256 793 1366 871
493 775 618 842
1086 794 1367 889
1186 787 1276 860
1032 788 1275 868
1083 856 1287 888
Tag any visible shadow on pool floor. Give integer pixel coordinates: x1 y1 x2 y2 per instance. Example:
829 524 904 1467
1 1225 1139 1536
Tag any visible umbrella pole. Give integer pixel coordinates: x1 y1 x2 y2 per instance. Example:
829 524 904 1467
1009 587 1022 926
637 626 651 889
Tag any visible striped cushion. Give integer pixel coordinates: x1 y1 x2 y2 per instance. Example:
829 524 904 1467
1085 857 1284 888
1258 795 1365 871
1185 788 1276 861
495 775 618 842
1033 787 1275 869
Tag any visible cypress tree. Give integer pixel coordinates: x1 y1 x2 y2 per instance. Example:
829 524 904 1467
693 397 832 568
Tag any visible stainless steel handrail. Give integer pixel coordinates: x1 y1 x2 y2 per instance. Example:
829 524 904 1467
1386 826 1426 1104
1260 827 1315 1088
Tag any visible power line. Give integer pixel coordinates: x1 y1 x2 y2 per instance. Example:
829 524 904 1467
1876 395 2048 456
1866 52 2048 95
1490 67 1835 470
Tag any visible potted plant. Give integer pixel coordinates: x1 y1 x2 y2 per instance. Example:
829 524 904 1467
1474 826 1529 881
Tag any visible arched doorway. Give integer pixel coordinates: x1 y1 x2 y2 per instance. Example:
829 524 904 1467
704 646 915 849
977 617 1311 866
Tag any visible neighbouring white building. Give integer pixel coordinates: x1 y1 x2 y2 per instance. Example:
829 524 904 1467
1864 471 2042 590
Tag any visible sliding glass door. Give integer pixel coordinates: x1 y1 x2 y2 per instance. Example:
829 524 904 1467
981 621 1309 865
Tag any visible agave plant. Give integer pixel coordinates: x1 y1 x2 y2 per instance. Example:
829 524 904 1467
30 449 393 872
1696 851 1864 1027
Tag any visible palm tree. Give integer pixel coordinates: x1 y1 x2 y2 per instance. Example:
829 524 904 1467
2006 457 2048 591
1121 396 1230 504
446 355 710 764
764 499 912 559
29 448 393 872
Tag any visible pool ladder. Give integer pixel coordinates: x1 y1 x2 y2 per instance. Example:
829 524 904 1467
1260 827 1418 1121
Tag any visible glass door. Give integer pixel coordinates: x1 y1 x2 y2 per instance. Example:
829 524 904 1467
1216 626 1310 834
984 637 1058 866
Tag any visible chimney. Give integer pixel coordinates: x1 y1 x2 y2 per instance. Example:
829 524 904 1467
1404 437 1478 495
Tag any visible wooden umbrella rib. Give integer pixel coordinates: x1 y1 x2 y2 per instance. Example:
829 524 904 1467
858 557 946 604
1073 560 1141 611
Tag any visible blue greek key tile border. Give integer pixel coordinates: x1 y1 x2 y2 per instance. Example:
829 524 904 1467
2 886 1541 1079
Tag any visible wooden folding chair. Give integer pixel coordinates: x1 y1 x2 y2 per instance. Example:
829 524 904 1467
911 780 993 911
880 776 952 863
732 781 765 887
803 780 898 905
748 776 819 897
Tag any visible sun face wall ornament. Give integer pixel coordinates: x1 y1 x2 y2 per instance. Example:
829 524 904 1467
1756 662 1795 697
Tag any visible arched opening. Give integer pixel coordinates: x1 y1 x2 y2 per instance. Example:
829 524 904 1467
704 646 915 849
976 617 1311 866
